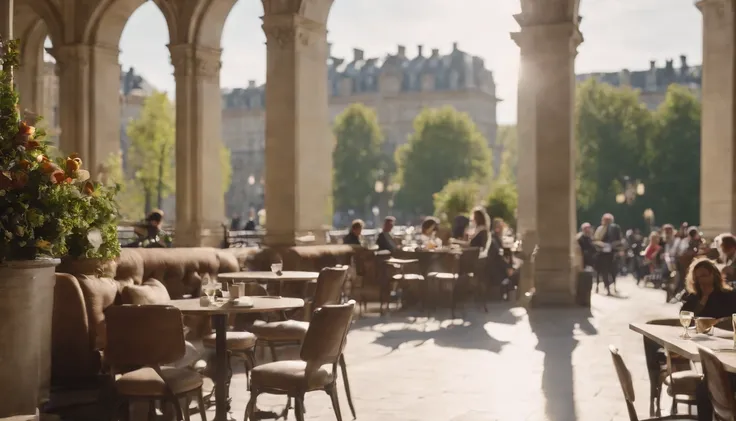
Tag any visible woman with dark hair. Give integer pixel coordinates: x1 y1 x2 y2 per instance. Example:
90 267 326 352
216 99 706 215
469 207 490 252
451 215 470 241
681 258 736 318
419 216 441 249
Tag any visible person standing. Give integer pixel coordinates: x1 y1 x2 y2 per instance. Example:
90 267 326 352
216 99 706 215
593 213 622 295
577 223 597 270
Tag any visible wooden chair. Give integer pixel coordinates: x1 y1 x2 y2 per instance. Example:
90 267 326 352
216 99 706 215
105 305 207 421
245 301 356 421
643 319 699 417
426 248 480 318
698 346 736 421
609 345 697 421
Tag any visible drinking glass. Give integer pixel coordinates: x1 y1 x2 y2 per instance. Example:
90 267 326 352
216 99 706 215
202 274 215 301
271 262 283 275
680 311 694 339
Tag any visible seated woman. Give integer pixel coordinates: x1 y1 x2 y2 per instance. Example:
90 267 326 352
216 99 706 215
681 257 736 318
450 208 490 253
419 216 442 249
643 231 663 277
451 215 470 241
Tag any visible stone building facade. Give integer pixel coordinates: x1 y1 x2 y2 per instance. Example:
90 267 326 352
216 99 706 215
576 55 702 109
221 43 500 219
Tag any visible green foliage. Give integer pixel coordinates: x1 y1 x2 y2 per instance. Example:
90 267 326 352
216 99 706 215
646 85 701 225
433 179 480 224
126 91 175 214
0 38 120 261
332 104 386 213
485 183 518 228
396 107 492 216
496 125 518 184
575 79 655 228
104 152 144 222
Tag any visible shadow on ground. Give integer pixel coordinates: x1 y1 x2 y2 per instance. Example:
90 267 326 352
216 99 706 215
356 303 523 353
528 305 598 421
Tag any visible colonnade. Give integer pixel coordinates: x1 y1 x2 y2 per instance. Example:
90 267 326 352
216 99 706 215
2 0 733 304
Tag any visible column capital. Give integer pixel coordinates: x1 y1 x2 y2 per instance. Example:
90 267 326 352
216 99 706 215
697 0 734 28
261 0 333 25
262 15 327 52
168 44 222 81
511 22 582 57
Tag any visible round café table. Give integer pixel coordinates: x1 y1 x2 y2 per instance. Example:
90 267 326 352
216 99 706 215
168 296 304 421
218 271 319 297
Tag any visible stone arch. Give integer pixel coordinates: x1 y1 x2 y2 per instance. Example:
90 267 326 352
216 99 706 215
262 0 333 24
83 0 171 47
186 0 239 48
22 0 63 46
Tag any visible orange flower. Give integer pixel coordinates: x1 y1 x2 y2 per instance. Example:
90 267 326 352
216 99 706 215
18 122 35 136
40 160 59 174
65 156 82 174
17 159 31 170
83 181 95 195
50 169 65 184
25 139 41 150
36 154 46 163
12 172 28 189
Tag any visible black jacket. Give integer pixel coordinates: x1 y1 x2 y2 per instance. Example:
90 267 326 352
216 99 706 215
681 289 736 319
376 231 397 252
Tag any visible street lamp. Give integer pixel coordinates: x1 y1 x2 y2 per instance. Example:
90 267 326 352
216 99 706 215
374 180 384 194
618 176 645 205
247 175 255 186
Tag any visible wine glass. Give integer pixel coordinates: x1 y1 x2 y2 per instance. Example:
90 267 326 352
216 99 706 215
680 311 694 339
271 261 283 275
202 274 215 302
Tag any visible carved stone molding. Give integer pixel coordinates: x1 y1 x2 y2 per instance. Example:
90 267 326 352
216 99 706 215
48 44 90 78
169 44 222 81
697 0 733 29
262 16 326 51
511 22 582 58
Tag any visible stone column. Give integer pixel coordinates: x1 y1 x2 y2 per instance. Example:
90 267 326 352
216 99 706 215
51 44 121 179
261 14 331 246
0 0 12 40
16 36 45 117
169 44 226 247
512 19 582 306
698 0 735 237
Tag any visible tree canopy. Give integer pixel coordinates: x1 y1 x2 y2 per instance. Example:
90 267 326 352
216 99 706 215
573 80 701 228
332 104 387 214
126 91 175 215
395 106 492 216
433 179 481 225
496 125 518 185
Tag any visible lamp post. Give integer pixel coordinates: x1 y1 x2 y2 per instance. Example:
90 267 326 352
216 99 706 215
615 176 645 229
643 208 655 235
373 180 384 227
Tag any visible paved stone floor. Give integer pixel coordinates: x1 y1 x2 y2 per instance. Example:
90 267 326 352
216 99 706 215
202 276 680 421
50 276 682 421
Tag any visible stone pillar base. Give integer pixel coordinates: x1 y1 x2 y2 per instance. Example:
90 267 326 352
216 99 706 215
530 268 577 307
174 223 226 248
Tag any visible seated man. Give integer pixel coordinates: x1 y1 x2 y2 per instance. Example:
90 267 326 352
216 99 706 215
376 216 397 252
343 219 364 245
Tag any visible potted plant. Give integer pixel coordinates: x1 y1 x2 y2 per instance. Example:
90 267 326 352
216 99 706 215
0 38 120 418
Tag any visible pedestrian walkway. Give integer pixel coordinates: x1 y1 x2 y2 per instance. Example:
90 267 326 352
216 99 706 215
218 276 678 421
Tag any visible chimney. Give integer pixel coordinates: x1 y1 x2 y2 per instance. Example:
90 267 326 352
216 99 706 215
248 80 256 88
353 48 364 61
452 42 459 51
431 48 439 57
417 45 424 57
649 60 656 71
665 59 674 70
397 45 406 57
680 54 688 69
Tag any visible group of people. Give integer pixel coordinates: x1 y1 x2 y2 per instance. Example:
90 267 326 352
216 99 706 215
124 209 172 248
342 208 519 299
576 213 625 295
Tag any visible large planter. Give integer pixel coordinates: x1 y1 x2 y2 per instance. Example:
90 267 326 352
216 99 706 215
0 259 59 419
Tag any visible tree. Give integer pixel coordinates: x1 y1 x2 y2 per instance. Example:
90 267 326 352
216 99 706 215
396 107 492 216
496 125 518 185
332 104 386 214
433 179 481 224
486 182 518 229
126 91 175 215
575 79 655 228
103 152 144 222
647 85 701 225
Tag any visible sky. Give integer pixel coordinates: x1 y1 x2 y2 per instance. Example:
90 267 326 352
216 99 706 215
115 0 703 124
